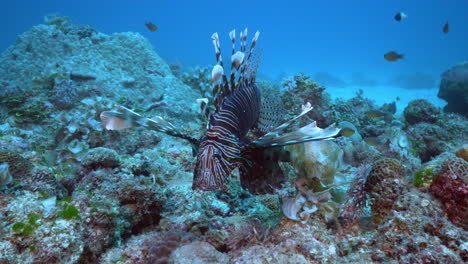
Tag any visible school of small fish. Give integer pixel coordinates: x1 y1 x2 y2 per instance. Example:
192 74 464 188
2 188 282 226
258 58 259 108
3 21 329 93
385 11 450 62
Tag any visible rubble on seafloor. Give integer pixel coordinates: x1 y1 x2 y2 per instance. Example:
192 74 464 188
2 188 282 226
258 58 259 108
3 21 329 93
0 16 467 264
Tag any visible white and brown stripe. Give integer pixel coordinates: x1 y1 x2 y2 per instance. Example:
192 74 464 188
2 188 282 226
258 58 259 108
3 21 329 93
193 29 262 191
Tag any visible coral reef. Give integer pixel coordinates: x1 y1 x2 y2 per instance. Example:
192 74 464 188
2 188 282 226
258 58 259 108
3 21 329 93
373 191 467 263
0 150 33 181
281 73 333 127
100 231 195 264
365 158 406 223
169 241 230 264
0 16 466 264
428 156 468 229
403 99 439 125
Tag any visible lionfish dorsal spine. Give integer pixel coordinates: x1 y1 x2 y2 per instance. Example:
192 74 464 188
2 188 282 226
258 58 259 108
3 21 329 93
211 28 261 109
196 98 210 120
229 29 237 89
211 32 230 104
239 30 260 85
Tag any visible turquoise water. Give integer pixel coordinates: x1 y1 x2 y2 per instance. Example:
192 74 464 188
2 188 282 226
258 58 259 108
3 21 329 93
3 0 467 85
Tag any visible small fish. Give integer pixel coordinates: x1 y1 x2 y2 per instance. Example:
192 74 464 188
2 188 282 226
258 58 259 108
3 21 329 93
396 96 400 101
384 51 404 62
366 109 388 118
394 12 407 22
381 101 396 115
364 137 380 146
145 22 158 32
339 127 355 137
443 22 449 34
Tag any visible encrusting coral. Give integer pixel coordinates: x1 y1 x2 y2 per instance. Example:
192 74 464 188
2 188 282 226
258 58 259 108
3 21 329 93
429 156 468 229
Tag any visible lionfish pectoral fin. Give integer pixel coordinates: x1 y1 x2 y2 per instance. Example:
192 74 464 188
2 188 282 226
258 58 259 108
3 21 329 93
252 122 342 147
239 147 288 194
250 102 342 147
100 104 199 145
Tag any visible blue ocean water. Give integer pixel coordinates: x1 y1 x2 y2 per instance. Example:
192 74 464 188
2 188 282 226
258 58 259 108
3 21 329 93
2 0 467 89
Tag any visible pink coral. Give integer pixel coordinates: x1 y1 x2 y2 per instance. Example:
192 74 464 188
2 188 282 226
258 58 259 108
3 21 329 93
429 157 468 229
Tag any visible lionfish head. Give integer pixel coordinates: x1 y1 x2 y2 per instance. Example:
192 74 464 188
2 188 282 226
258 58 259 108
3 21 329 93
192 135 240 191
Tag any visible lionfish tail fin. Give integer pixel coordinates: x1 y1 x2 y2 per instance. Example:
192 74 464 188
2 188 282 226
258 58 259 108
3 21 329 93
100 105 198 144
210 28 261 109
251 102 342 147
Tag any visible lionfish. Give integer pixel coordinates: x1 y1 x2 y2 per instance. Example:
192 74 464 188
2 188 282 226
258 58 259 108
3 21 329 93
100 29 343 194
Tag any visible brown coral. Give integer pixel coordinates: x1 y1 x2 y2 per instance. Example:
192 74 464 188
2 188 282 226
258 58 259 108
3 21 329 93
443 156 468 179
0 150 33 180
365 158 406 223
455 144 468 161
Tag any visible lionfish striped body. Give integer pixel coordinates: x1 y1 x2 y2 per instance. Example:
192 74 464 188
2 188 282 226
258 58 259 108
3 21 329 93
100 29 343 195
193 29 262 191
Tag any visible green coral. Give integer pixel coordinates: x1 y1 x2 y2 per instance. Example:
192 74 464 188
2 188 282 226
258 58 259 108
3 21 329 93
57 197 81 220
0 93 27 108
12 213 41 236
9 101 50 124
58 204 80 220
414 168 435 187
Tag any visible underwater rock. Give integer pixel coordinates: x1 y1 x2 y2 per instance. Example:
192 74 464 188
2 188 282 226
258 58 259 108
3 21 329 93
334 122 380 167
100 230 194 264
181 66 212 97
438 62 468 117
50 79 80 110
406 122 452 162
69 71 97 81
169 241 229 264
82 147 120 169
0 17 200 126
73 168 165 262
0 191 86 264
403 99 439 125
374 190 467 263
